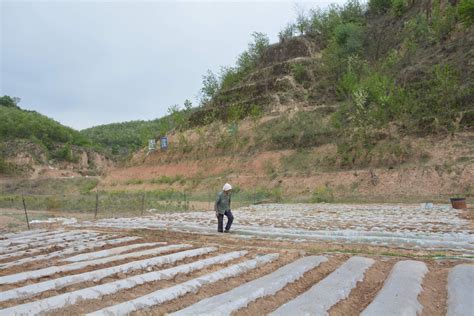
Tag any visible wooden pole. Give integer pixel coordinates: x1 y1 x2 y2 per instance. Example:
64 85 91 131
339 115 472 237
183 191 187 211
141 193 145 216
94 190 99 220
22 195 30 230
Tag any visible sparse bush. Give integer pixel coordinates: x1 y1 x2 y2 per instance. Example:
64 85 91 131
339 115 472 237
167 104 187 131
249 104 263 125
256 111 335 150
406 63 465 133
340 0 365 23
308 6 342 41
200 70 219 104
125 179 144 185
311 186 334 203
219 67 244 91
333 23 365 56
236 32 269 75
368 0 392 13
263 160 277 178
431 0 458 40
79 179 99 194
150 175 185 185
51 143 76 162
295 7 311 35
404 14 434 47
336 141 372 168
279 149 336 173
459 0 474 27
323 22 365 80
391 0 406 17
46 197 61 211
291 63 310 84
370 140 412 166
174 133 191 154
335 56 406 140
279 24 295 42
227 104 246 123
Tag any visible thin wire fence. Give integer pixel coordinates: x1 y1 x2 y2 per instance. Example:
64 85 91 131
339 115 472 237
0 189 274 230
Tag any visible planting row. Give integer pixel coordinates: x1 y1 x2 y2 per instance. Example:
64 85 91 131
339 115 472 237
0 230 472 315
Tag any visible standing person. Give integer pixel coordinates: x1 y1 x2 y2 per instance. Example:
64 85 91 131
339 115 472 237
215 183 234 233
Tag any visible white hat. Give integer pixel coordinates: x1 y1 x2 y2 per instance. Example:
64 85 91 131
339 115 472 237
223 183 232 191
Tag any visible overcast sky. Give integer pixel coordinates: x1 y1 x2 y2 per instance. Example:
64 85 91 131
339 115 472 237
1 0 347 130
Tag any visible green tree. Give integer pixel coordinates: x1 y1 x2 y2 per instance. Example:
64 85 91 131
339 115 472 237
183 99 193 111
167 104 185 130
236 32 269 73
200 70 219 103
295 5 311 35
0 95 20 108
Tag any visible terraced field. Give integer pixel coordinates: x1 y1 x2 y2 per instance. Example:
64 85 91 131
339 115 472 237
0 230 472 314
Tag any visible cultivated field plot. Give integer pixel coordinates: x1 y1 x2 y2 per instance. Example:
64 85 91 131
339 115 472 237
0 227 473 315
71 203 474 255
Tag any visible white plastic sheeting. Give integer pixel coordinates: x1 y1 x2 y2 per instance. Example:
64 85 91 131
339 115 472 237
0 247 217 302
271 256 374 316
0 230 55 244
69 203 473 254
447 264 474 316
87 253 279 316
0 234 123 261
0 230 72 249
0 231 102 254
0 237 140 269
0 230 87 247
2 229 47 239
29 217 77 225
0 244 192 284
0 251 247 315
361 260 428 316
61 242 166 262
172 255 327 316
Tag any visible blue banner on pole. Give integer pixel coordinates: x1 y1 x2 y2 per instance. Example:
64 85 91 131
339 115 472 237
160 136 168 150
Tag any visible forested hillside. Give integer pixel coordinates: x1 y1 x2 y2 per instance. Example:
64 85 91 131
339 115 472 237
0 96 109 176
84 0 473 167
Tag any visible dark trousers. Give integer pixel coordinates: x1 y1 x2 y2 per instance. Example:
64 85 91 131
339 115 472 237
217 210 234 232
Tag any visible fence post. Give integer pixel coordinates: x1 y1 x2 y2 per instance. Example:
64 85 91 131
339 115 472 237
94 190 99 220
141 193 145 216
22 195 30 230
183 191 187 211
